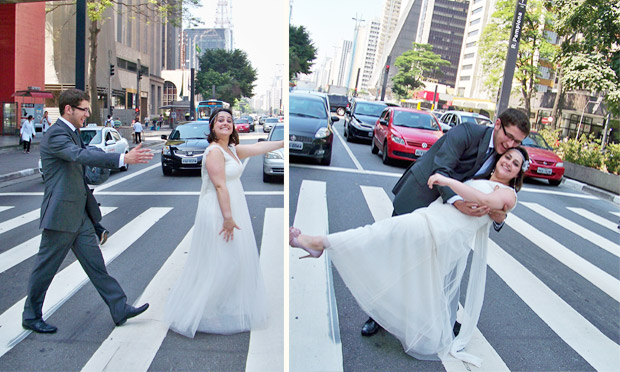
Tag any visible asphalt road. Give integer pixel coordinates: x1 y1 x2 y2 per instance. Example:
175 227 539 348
289 119 620 372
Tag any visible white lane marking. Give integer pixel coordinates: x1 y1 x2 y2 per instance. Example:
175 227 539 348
611 212 620 218
360 186 508 372
291 163 401 178
507 214 620 302
566 207 620 233
81 227 193 372
518 187 597 199
0 207 172 358
93 163 160 192
290 180 343 372
488 240 620 372
0 209 40 235
521 202 620 258
91 191 284 196
0 193 43 196
0 207 117 275
246 208 284 372
333 126 364 171
0 206 14 213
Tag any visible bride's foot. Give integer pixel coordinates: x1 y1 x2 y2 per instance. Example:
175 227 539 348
289 226 324 259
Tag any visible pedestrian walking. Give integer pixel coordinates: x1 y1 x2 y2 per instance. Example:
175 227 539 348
133 119 143 144
105 115 114 127
20 115 36 153
41 111 50 134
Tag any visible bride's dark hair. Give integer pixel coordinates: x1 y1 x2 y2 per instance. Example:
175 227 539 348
495 147 529 192
207 108 239 145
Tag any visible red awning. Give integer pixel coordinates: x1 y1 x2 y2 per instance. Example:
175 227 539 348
12 90 54 99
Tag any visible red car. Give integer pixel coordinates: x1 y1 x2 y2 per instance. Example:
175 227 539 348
371 107 443 164
522 131 564 186
234 118 250 133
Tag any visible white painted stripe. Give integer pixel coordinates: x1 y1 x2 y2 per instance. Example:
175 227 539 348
291 163 401 178
0 207 117 275
507 214 620 302
521 202 620 258
246 208 284 372
0 207 172 358
89 191 284 196
488 240 620 372
611 212 620 218
290 180 343 371
360 186 508 372
518 187 597 199
0 209 40 235
93 163 159 192
567 207 620 233
0 192 43 196
81 227 193 372
333 126 364 171
0 206 14 213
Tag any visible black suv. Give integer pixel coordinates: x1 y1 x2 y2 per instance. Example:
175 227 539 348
344 99 397 142
327 94 349 116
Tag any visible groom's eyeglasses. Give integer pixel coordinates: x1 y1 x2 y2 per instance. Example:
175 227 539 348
71 106 91 115
500 122 522 145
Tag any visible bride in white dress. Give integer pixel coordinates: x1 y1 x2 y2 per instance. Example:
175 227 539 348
290 147 529 366
165 108 283 337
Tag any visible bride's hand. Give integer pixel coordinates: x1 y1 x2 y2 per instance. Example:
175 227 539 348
220 218 241 242
427 173 449 188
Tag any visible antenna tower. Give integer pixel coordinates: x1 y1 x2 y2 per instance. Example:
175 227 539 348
215 0 232 29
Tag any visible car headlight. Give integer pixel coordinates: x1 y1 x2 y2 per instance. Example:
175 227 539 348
162 146 171 155
315 127 331 138
391 134 405 145
557 162 564 167
266 151 283 159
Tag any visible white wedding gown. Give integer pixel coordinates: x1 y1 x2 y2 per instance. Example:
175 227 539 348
165 144 267 337
326 179 516 366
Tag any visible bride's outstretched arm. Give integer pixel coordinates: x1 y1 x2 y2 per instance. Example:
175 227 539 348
205 149 240 242
235 140 284 159
428 174 516 211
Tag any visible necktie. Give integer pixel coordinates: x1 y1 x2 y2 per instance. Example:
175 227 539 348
474 148 495 177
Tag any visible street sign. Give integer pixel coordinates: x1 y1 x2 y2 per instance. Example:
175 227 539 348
541 117 549 124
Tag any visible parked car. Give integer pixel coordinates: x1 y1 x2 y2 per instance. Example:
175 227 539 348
289 92 338 166
160 120 210 176
522 131 564 186
372 107 443 164
344 99 391 142
439 111 493 128
234 117 250 133
263 117 279 133
261 123 284 182
327 94 349 116
241 116 255 132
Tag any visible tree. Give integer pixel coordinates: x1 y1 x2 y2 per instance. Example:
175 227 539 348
478 0 556 118
195 49 257 106
390 43 450 99
289 25 317 81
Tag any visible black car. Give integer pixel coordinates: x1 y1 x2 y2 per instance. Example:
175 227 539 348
160 121 210 176
289 92 339 166
327 94 349 116
344 99 393 142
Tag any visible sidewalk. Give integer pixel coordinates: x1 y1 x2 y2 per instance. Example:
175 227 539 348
0 129 168 183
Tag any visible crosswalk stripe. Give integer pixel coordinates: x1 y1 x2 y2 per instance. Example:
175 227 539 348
507 213 620 302
0 207 172 359
246 208 284 372
611 212 620 218
0 206 14 213
333 126 364 171
93 163 160 192
520 202 620 258
0 207 117 275
519 187 597 199
566 207 620 233
81 227 193 372
488 240 620 371
359 186 509 372
291 163 401 178
290 180 343 372
0 209 39 235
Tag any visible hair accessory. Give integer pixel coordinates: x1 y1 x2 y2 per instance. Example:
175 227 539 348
521 160 530 172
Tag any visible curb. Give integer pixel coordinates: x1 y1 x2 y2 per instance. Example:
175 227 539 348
563 178 620 205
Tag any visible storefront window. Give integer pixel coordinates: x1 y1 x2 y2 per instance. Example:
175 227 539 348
2 103 17 135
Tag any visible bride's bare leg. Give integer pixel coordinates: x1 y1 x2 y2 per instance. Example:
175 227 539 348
297 234 325 252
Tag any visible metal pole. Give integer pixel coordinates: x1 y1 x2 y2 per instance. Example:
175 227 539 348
75 0 86 90
190 68 195 120
380 55 391 101
354 68 361 97
432 84 439 110
108 50 112 118
576 101 591 139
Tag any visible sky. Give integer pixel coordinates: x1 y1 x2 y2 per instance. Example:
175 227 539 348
194 0 287 96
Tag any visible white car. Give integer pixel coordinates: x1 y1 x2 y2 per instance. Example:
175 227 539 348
439 111 493 129
262 117 279 133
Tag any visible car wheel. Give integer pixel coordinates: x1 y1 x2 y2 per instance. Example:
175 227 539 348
371 138 379 154
337 107 345 116
549 178 562 186
263 172 271 183
382 141 392 165
320 149 332 166
162 165 172 176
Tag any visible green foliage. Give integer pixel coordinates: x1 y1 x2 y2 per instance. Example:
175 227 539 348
195 49 257 106
604 142 620 174
558 134 604 168
289 25 317 81
391 43 450 99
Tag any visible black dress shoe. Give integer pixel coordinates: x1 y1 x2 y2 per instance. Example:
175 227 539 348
115 303 149 326
361 317 381 337
98 230 109 245
23 320 57 333
453 321 461 337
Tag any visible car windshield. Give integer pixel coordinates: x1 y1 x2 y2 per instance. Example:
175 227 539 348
290 96 327 119
235 118 248 124
393 111 439 130
522 132 552 149
80 130 102 145
354 102 386 117
169 124 210 140
269 126 284 141
265 118 279 123
460 115 492 126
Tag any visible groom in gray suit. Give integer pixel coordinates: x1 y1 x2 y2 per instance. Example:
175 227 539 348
22 89 154 333
361 108 530 336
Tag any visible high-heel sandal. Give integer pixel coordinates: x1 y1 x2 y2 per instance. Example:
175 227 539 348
289 226 323 259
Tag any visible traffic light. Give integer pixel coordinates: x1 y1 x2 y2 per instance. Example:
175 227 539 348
135 108 140 114
385 64 390 73
138 70 143 80
109 64 115 76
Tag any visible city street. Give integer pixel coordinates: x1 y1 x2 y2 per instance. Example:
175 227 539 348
289 120 620 372
0 132 284 372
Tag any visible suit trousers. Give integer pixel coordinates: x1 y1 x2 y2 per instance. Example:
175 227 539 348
23 210 127 325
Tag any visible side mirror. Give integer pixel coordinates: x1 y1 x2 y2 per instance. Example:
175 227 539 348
443 128 450 133
331 116 340 122
379 119 388 126
161 134 168 140
258 138 266 142
105 139 116 145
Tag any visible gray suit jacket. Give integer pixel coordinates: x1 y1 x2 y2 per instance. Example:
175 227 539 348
39 119 121 232
392 122 494 215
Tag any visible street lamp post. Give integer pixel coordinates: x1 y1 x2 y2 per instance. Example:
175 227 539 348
576 97 602 139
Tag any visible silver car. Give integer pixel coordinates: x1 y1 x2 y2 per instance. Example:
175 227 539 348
262 117 279 133
261 123 284 182
439 111 493 128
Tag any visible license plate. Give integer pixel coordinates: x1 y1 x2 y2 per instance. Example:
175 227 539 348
415 149 427 157
368 131 373 137
537 167 552 175
182 157 198 164
289 141 303 150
